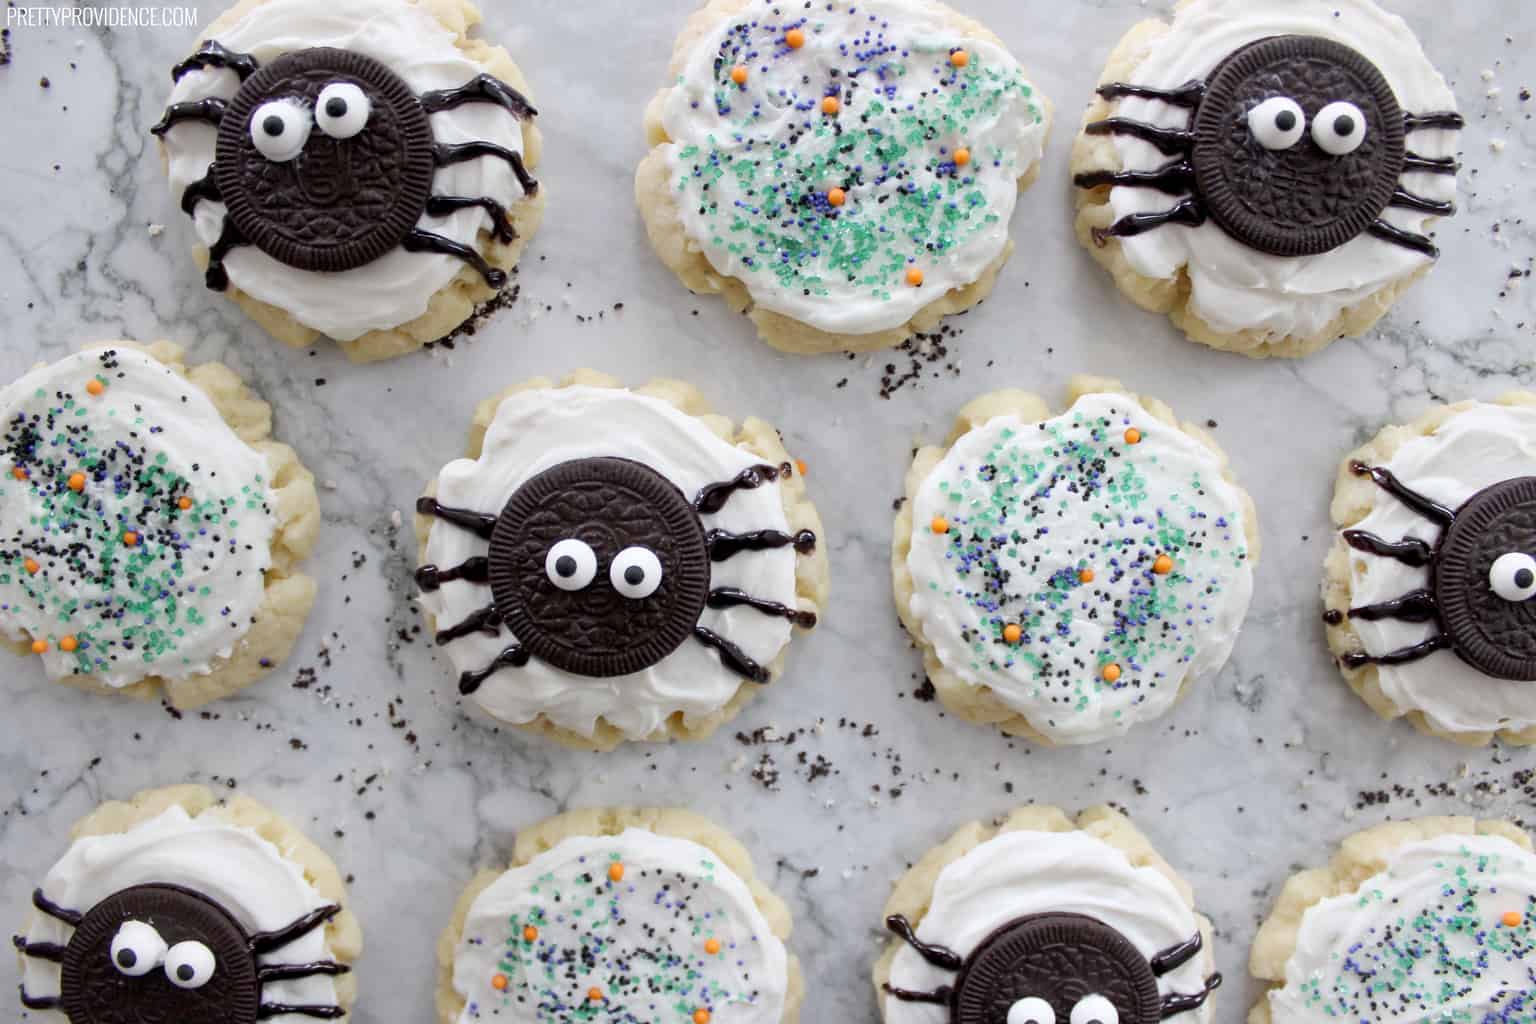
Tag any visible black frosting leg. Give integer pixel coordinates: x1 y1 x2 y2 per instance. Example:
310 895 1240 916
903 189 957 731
1341 633 1451 669
257 961 351 982
426 194 519 244
706 528 818 562
884 915 964 969
415 558 491 592
436 605 501 645
1074 159 1196 195
1149 932 1203 975
459 645 530 695
883 984 954 1006
249 905 339 954
205 215 248 292
180 168 223 216
12 936 65 961
19 987 61 1011
1403 152 1460 175
1160 973 1221 1018
1091 198 1206 246
707 587 817 627
1403 111 1465 132
1389 188 1455 216
1349 462 1457 526
420 73 537 120
1342 529 1433 567
434 141 539 197
402 227 508 288
694 464 787 514
171 40 260 82
416 497 499 539
1348 589 1439 624
150 97 227 136
1096 80 1205 107
1083 117 1195 156
32 889 82 927
693 626 770 683
257 1003 345 1020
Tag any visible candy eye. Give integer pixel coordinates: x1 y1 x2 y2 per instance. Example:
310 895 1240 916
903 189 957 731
315 82 370 140
610 547 663 599
110 921 167 977
249 99 311 162
1248 96 1306 150
1070 995 1119 1024
1007 997 1057 1024
164 941 216 989
545 539 597 592
1489 552 1536 602
1312 101 1367 155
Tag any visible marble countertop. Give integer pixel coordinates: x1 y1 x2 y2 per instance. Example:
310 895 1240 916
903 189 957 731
2 0 1534 1020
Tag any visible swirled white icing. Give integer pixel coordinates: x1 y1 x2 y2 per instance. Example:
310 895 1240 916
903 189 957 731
158 0 530 340
1345 402 1536 735
1268 834 1536 1022
1101 0 1458 339
886 829 1216 1024
451 829 788 1024
20 805 341 1019
420 387 801 741
0 348 276 687
906 394 1253 744
659 0 1048 335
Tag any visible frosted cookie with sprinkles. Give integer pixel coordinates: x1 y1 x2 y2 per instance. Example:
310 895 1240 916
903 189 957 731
637 0 1052 354
435 807 802 1024
892 376 1258 745
0 342 319 709
1249 817 1536 1023
1071 0 1462 358
1322 393 1536 746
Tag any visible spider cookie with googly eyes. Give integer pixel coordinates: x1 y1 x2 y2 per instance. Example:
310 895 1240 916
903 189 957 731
893 376 1259 746
13 783 362 1024
1071 0 1462 358
875 805 1221 1024
1249 816 1536 1023
0 343 319 709
413 370 829 751
1322 393 1536 746
636 0 1052 355
435 806 803 1024
151 0 543 363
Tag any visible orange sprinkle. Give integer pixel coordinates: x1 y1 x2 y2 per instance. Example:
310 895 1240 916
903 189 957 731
11 466 27 480
491 974 509 991
930 516 950 534
608 862 625 883
1078 568 1095 583
827 187 846 207
1503 911 1523 928
1153 554 1174 575
31 639 48 654
178 496 194 511
704 938 722 955
795 459 808 476
694 1011 712 1024
953 148 971 166
730 65 749 85
1002 623 1022 645
821 96 840 115
60 635 78 653
587 988 604 1003
784 28 805 48
949 49 969 68
523 925 539 942
1102 663 1122 683
86 379 105 396
1124 428 1142 445
24 558 40 575
123 531 140 547
905 267 925 286
68 473 86 492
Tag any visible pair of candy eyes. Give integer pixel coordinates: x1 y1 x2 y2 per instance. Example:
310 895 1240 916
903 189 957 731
249 81 372 163
545 538 664 599
1491 552 1536 603
1247 97 1368 155
109 921 217 989
1009 994 1117 1024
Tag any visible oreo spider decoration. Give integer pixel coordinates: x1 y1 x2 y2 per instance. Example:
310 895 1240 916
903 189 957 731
15 883 348 1022
1073 34 1463 258
150 41 538 291
416 456 817 693
883 912 1220 1024
1335 465 1536 681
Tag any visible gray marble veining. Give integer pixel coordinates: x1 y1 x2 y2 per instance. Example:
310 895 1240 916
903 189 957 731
1 1 1534 1021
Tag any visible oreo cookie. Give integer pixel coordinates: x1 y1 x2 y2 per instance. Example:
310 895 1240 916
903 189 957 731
1192 34 1406 257
1433 476 1536 681
214 46 435 274
487 457 711 678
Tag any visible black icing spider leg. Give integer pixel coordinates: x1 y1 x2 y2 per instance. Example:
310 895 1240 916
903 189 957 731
1404 111 1466 132
694 626 771 683
170 40 259 83
1160 972 1222 1018
180 170 223 216
426 195 519 244
880 915 961 1006
1367 219 1439 258
1083 117 1195 157
1149 932 1223 1018
707 587 817 627
434 141 539 197
1095 80 1206 107
416 497 498 539
1073 159 1196 196
205 215 250 291
1348 588 1439 623
459 644 529 696
402 227 508 288
1092 198 1206 246
1404 152 1460 175
694 463 793 514
1349 461 1456 527
420 74 537 122
415 557 490 592
16 892 80 1009
706 528 818 562
1389 188 1455 217
150 97 228 137
436 604 501 644
249 903 351 1019
1342 529 1433 567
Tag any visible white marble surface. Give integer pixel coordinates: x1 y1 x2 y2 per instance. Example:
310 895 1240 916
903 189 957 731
1 1 1534 1021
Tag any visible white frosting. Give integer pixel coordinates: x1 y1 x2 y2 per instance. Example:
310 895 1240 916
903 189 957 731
159 0 530 340
0 349 276 687
452 829 787 1023
660 0 1048 335
907 394 1253 744
1345 403 1536 735
1268 834 1536 1022
21 805 341 1018
1104 0 1459 338
421 387 801 740
886 829 1216 1024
